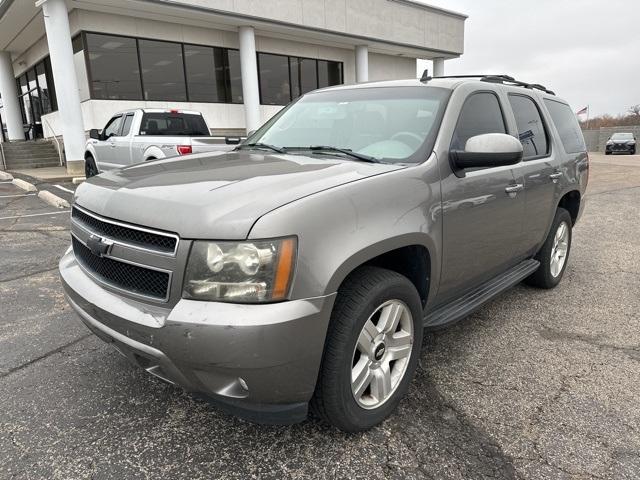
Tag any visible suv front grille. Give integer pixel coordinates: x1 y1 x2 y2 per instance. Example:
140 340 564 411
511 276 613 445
72 206 177 254
72 236 170 300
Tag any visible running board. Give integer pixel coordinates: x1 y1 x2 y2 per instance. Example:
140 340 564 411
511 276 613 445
424 259 540 329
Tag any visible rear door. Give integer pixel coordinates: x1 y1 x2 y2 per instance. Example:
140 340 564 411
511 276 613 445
506 93 559 258
437 90 525 303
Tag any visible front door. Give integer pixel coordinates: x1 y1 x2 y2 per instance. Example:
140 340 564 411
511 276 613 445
437 91 525 304
93 115 123 169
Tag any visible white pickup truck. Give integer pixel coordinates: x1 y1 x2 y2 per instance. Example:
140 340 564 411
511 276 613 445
84 109 241 177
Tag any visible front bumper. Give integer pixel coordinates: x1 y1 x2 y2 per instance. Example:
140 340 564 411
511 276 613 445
59 249 336 424
605 143 635 153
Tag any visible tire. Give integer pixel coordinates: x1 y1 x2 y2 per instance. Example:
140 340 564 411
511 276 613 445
605 151 611 155
630 148 636 155
84 154 98 178
525 207 572 289
311 266 423 432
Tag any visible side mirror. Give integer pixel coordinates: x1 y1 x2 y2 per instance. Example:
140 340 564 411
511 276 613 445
225 136 241 145
89 129 101 140
246 130 256 138
450 133 523 173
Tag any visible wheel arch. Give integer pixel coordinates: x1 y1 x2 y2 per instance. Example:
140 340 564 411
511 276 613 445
558 189 581 225
325 234 434 309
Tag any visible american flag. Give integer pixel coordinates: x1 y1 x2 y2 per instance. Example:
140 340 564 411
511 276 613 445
576 106 588 116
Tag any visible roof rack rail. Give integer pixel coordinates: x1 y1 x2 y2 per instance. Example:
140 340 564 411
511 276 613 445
420 71 555 96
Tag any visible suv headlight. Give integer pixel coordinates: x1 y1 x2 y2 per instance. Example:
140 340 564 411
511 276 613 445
183 238 297 303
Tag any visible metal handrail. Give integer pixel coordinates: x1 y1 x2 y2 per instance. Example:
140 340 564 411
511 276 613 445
0 140 6 170
41 115 64 166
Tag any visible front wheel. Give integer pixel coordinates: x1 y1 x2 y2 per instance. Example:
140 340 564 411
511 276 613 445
84 154 98 178
311 266 423 432
525 207 572 289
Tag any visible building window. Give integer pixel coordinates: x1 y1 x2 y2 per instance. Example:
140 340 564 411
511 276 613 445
85 33 142 100
184 44 226 103
138 39 187 102
258 53 292 105
79 31 341 106
225 49 244 104
260 53 343 105
13 57 58 139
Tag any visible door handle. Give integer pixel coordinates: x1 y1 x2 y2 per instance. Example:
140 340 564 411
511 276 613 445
549 172 562 182
505 184 524 195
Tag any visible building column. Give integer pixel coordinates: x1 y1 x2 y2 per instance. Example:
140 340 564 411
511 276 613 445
238 26 261 134
355 45 369 83
0 52 25 141
40 0 86 175
433 57 445 77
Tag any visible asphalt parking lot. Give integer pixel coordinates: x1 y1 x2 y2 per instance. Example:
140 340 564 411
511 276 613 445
1 153 639 480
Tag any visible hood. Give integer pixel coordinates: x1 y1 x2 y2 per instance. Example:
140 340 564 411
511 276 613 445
75 151 404 239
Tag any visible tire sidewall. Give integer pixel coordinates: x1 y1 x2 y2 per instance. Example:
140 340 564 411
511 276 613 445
541 209 572 287
332 276 423 431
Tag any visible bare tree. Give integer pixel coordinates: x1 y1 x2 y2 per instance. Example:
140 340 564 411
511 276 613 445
628 104 640 117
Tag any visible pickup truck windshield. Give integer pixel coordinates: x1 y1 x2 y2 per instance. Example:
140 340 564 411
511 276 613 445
139 112 209 136
247 86 450 163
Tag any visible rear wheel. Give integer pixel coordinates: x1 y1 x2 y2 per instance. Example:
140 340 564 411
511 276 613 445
311 266 423 432
84 154 98 178
525 207 572 289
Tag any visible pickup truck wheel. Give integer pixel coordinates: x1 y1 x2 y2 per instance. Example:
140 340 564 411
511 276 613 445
85 155 98 178
525 207 572 289
311 266 423 432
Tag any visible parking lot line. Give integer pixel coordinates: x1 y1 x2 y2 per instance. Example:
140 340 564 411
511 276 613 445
0 211 68 221
0 193 37 198
53 185 75 194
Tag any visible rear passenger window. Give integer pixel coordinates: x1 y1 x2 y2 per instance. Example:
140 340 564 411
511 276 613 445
452 92 506 151
544 99 587 154
508 95 549 159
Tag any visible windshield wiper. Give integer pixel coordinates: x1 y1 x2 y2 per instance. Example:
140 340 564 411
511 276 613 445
236 142 286 154
300 146 381 163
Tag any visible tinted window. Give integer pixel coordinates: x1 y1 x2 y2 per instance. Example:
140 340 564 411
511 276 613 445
318 60 342 88
508 95 549 159
139 113 209 136
184 44 226 103
85 33 142 100
259 53 291 105
452 93 506 150
139 40 187 101
103 116 123 138
225 49 244 104
121 114 135 136
544 99 586 154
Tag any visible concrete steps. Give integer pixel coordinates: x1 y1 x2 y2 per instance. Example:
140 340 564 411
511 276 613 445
2 140 61 169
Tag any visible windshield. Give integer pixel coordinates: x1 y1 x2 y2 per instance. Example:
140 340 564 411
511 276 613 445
611 133 634 140
246 86 450 163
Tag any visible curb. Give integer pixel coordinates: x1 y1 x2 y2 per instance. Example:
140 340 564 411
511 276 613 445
38 190 71 209
12 178 37 192
0 171 13 181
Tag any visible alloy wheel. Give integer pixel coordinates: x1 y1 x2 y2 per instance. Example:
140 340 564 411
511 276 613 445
550 221 569 277
351 299 414 409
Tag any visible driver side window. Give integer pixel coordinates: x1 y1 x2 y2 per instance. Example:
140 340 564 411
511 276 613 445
103 115 123 138
452 92 506 151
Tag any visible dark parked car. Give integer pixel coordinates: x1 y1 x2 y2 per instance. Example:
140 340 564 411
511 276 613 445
605 132 636 155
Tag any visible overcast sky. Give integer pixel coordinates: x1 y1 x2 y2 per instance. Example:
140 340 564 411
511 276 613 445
416 0 640 117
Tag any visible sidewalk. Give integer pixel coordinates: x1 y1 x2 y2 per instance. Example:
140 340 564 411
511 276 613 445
6 166 79 183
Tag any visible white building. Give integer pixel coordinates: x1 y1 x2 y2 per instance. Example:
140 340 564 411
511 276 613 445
0 0 466 174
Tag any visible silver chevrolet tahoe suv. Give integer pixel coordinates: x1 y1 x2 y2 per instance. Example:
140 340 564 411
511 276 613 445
60 74 589 432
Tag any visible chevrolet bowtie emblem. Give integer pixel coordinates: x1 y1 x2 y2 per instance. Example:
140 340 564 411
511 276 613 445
86 235 110 257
